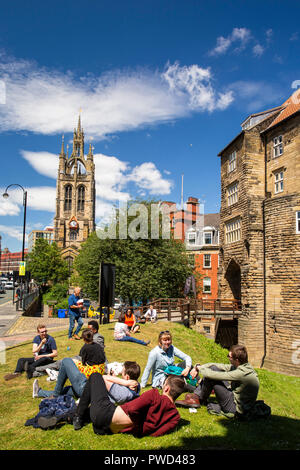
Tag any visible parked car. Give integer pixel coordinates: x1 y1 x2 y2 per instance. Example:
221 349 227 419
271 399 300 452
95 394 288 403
113 298 122 310
4 281 14 290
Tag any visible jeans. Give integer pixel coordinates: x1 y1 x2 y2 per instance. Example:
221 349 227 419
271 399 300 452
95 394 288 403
116 336 148 346
68 313 84 338
194 366 236 414
38 357 87 398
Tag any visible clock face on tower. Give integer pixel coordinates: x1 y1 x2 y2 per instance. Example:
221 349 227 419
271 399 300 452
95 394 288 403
70 220 78 229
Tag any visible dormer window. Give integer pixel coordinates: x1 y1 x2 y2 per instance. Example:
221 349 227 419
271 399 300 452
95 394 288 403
187 232 196 245
204 231 212 245
273 136 283 158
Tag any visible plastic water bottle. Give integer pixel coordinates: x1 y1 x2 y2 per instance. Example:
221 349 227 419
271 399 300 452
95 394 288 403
67 346 70 351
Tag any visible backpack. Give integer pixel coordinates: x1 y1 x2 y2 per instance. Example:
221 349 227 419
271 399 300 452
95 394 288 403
164 365 198 387
237 400 271 421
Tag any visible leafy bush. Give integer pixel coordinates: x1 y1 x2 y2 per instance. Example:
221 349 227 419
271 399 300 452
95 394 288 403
43 283 69 308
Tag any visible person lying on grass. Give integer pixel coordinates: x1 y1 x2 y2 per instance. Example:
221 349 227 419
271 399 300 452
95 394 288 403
71 373 186 436
33 353 141 406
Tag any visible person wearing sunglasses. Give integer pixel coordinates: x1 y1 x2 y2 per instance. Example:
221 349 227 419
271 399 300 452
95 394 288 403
176 344 259 418
140 330 192 389
4 323 57 381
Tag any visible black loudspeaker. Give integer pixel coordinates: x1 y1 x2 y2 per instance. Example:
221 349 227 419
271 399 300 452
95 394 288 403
99 263 115 308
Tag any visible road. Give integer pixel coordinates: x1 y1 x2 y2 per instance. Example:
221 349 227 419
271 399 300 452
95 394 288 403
0 291 19 336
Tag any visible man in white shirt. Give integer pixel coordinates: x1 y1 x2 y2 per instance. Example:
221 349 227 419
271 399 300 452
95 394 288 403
144 305 157 323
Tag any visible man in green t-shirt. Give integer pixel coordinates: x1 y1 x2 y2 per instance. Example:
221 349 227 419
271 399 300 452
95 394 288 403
176 344 259 417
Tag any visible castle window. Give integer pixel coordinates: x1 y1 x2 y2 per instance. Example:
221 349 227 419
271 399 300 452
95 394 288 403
64 185 72 211
69 230 78 241
225 218 241 244
203 277 211 293
274 170 284 194
227 182 238 206
296 212 300 234
204 254 211 268
273 135 283 158
228 151 236 173
77 185 85 211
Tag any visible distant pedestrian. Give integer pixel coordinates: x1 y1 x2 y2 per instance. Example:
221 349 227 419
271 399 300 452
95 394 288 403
68 286 85 340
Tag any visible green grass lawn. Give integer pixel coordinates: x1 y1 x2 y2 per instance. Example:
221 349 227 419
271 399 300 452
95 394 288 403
0 321 300 450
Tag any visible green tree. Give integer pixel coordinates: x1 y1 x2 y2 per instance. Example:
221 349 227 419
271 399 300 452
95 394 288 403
26 239 69 285
74 200 193 303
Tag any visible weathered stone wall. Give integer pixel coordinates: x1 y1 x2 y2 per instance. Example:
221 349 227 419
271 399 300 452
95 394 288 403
219 111 300 374
218 128 266 365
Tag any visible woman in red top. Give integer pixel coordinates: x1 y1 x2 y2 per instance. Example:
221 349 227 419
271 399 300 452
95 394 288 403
124 309 140 334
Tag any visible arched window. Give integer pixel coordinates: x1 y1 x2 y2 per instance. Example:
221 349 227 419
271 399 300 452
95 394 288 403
69 230 78 241
77 185 85 212
64 185 72 211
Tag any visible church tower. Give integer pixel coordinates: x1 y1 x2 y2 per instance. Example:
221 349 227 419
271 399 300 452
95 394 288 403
53 115 96 266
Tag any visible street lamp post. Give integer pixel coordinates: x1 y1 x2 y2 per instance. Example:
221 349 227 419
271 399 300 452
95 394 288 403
2 184 27 262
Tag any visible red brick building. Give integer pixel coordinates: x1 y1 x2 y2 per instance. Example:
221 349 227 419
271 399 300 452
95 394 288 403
0 248 28 274
162 197 219 300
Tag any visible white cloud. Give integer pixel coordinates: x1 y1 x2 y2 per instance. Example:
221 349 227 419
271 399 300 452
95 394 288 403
129 162 173 195
0 224 25 242
162 62 234 112
0 52 233 140
209 27 251 56
226 80 284 112
21 151 58 179
253 44 265 57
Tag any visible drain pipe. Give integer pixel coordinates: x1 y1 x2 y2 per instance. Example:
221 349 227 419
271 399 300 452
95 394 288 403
260 133 267 368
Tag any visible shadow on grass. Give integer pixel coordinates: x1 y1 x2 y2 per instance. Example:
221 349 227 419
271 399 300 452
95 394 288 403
167 415 300 450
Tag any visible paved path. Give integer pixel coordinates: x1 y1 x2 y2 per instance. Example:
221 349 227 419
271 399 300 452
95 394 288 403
0 299 93 348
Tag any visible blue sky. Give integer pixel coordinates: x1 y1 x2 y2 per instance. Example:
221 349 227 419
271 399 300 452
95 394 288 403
0 0 299 252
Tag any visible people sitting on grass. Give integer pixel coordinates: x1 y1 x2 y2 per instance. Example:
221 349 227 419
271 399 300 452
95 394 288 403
140 330 192 389
124 308 140 334
72 329 106 379
114 313 150 347
71 372 186 436
33 345 141 407
176 344 260 418
4 323 57 381
32 319 107 379
143 304 157 323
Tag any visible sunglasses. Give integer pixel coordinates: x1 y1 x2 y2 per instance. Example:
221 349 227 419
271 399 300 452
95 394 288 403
160 330 170 335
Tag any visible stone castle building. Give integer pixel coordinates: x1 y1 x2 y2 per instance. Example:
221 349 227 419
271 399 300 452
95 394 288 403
53 116 96 267
218 90 300 376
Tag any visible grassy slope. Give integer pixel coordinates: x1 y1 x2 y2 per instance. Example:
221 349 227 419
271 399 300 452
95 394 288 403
0 321 299 450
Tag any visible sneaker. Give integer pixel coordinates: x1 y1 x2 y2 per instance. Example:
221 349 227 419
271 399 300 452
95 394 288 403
32 379 40 398
145 340 151 346
207 403 235 419
46 368 59 381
